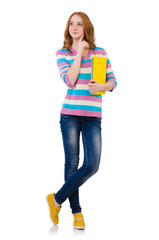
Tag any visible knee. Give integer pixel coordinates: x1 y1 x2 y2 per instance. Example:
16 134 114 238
65 154 79 172
65 161 79 181
65 161 79 170
91 163 100 175
84 160 100 177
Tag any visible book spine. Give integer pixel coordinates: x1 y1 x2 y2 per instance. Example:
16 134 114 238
91 57 94 80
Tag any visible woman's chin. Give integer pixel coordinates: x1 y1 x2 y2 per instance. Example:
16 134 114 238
72 35 83 40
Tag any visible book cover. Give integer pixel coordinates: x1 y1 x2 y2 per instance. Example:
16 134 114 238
91 56 107 95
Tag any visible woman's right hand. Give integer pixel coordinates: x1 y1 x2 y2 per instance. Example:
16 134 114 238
77 35 89 56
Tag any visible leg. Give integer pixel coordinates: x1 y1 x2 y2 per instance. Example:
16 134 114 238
80 116 102 182
55 114 82 214
54 116 102 205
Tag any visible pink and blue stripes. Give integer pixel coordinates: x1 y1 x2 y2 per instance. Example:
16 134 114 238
56 47 117 118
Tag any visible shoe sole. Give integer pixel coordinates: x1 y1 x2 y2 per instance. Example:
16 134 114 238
74 226 85 230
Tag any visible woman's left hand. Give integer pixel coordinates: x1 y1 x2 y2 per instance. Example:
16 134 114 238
88 79 100 93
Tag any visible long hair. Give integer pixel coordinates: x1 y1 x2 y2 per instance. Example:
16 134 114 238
62 12 96 52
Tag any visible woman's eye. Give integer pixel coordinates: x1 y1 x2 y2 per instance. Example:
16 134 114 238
69 22 82 26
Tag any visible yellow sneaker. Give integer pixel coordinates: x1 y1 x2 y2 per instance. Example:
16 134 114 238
73 212 85 230
47 193 61 225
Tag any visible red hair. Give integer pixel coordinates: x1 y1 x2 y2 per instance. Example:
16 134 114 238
62 12 96 52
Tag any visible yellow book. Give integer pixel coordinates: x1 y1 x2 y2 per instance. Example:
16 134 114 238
91 56 107 95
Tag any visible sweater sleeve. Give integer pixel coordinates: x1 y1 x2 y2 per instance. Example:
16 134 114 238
103 49 117 92
56 50 73 88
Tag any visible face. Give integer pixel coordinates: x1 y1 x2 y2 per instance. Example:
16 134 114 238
69 15 84 40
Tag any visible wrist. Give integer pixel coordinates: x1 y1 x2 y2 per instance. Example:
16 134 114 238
100 82 114 92
76 50 82 58
99 84 106 91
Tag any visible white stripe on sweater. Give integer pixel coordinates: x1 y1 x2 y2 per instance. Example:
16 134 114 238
69 84 89 90
63 99 102 107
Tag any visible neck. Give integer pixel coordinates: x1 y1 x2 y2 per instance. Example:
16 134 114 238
71 38 89 58
71 39 80 50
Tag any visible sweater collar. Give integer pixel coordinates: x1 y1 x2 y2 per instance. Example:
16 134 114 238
70 46 92 59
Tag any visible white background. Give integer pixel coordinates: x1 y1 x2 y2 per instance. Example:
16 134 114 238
0 0 159 239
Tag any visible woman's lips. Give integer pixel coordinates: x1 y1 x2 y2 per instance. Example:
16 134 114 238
73 32 78 34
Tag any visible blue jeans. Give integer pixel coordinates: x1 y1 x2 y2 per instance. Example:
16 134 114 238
54 114 102 214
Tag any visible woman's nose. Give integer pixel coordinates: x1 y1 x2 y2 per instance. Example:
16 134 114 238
73 24 78 30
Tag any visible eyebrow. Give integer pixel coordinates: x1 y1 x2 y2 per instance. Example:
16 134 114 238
70 21 83 24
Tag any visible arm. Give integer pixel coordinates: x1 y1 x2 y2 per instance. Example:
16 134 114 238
88 49 117 93
88 79 114 93
67 35 89 86
56 50 73 88
100 81 114 92
105 57 117 92
66 51 82 86
56 37 89 88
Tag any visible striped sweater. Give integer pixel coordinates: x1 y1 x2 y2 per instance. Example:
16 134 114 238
56 46 117 118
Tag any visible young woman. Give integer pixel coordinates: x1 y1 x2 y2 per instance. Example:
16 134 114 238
47 11 117 230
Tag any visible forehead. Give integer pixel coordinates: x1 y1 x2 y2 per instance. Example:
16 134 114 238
70 14 83 23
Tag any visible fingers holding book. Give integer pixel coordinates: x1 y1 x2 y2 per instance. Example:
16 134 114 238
88 79 100 93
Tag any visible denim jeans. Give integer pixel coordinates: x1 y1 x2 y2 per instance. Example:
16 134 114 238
54 114 102 214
